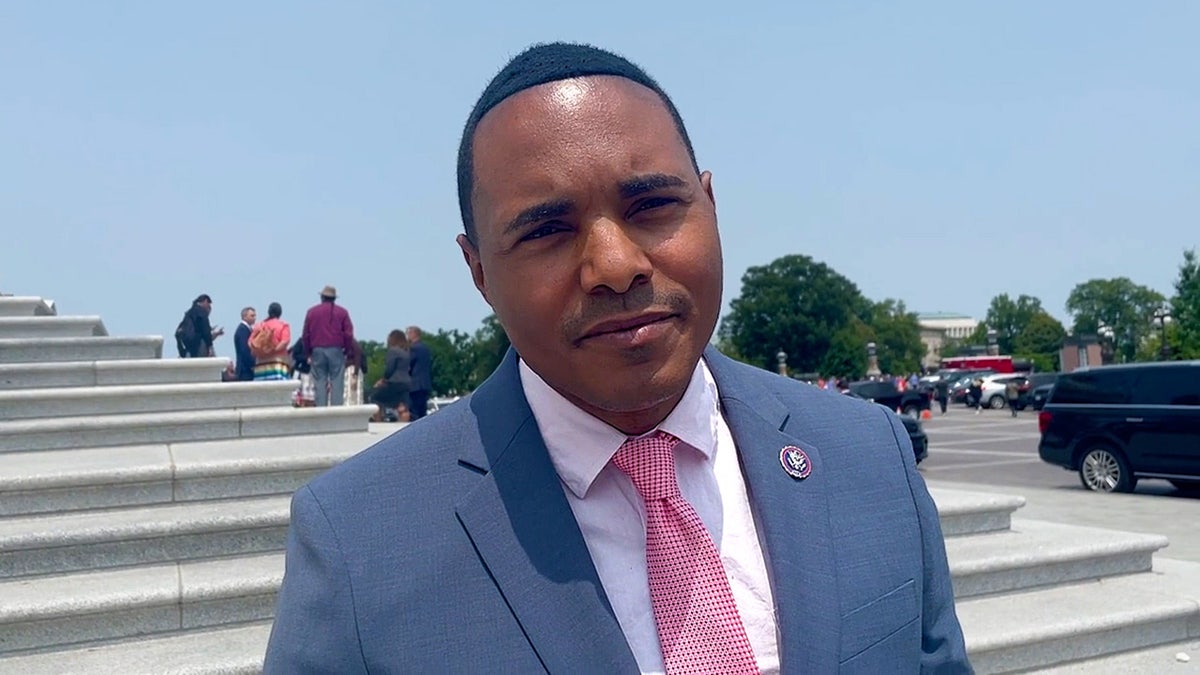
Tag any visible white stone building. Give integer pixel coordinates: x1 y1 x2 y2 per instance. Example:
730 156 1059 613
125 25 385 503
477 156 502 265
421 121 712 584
917 312 981 369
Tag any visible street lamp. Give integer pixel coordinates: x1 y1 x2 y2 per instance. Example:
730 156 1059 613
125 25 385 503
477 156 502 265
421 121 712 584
986 328 999 356
776 349 788 376
1153 307 1172 361
866 342 881 377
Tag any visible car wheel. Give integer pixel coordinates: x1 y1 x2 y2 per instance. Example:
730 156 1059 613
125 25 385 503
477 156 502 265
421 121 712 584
1078 445 1136 493
1169 480 1200 494
988 395 1006 409
902 404 919 418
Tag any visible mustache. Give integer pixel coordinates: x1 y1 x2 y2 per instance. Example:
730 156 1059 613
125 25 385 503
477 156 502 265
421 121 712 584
563 286 693 339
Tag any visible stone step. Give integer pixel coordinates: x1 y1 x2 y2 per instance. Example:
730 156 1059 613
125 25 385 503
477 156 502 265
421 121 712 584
0 405 376 453
0 357 229 390
0 296 56 317
958 557 1200 673
0 621 271 674
945 519 1168 599
0 431 387 516
0 380 300 421
0 316 107 339
0 336 163 363
0 495 290 579
929 487 1026 536
0 552 282 655
1029 638 1200 673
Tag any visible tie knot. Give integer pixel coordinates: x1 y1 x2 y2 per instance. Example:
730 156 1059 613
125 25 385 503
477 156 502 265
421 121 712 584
612 430 682 502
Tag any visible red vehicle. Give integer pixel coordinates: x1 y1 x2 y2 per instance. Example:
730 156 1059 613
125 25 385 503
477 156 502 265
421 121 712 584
939 355 1031 374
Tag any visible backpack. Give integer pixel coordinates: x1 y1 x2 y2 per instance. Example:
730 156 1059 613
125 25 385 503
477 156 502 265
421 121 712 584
249 324 275 359
175 312 197 357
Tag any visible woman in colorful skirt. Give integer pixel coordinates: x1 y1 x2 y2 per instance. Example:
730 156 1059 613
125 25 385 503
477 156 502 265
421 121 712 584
250 302 292 381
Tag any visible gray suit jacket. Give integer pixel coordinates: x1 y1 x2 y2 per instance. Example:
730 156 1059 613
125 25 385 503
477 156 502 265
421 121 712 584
265 347 971 673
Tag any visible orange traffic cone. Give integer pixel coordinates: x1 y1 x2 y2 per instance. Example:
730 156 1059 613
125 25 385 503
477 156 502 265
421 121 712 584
921 410 933 420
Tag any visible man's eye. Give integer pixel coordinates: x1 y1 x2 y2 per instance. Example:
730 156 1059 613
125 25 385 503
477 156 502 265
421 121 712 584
633 197 679 214
522 223 565 241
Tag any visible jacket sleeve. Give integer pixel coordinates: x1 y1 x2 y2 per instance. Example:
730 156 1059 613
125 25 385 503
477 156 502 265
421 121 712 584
300 310 313 359
342 310 356 355
235 326 254 365
264 486 367 674
884 412 973 674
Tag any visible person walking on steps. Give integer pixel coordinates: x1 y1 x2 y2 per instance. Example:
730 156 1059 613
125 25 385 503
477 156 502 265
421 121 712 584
301 286 356 407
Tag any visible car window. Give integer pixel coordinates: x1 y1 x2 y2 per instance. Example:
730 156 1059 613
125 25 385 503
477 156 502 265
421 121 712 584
1052 370 1135 405
1135 366 1200 406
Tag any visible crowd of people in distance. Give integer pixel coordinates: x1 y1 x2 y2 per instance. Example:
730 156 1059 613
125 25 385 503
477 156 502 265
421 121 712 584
172 286 433 423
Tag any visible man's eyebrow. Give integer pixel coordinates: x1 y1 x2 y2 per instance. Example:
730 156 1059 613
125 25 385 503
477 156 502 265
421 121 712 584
503 199 573 236
618 173 688 199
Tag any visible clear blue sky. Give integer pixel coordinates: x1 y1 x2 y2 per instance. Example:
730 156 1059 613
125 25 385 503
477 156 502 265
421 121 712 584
2 2 1196 360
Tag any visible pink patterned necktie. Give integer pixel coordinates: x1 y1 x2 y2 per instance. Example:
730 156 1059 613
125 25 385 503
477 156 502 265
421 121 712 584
612 431 759 674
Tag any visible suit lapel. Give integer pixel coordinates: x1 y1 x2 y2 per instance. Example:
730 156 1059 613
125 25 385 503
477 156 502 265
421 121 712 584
706 349 842 673
455 350 638 674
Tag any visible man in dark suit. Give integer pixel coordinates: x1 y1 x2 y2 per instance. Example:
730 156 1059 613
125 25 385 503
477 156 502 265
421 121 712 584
266 43 970 673
233 306 257 381
406 325 433 419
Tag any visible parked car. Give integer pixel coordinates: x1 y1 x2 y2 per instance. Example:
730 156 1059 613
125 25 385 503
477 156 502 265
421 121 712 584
842 389 928 464
846 380 931 418
978 374 1028 409
1028 382 1055 411
950 370 996 405
1016 373 1058 410
1038 361 1200 493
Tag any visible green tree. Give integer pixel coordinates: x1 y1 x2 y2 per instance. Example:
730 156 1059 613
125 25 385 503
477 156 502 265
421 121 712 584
358 340 387 384
720 254 870 374
470 313 511 385
1013 311 1067 370
1172 248 1200 359
868 299 925 375
423 329 476 396
985 294 1045 354
1066 278 1166 363
819 317 873 379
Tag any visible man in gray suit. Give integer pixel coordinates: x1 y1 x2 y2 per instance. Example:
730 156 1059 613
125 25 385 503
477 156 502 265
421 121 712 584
266 42 970 673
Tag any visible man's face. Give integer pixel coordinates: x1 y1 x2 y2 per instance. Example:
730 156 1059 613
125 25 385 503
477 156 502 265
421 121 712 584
243 309 257 325
406 328 419 344
199 300 212 314
460 76 722 433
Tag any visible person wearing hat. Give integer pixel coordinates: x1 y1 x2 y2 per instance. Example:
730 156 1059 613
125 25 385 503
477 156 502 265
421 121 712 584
299 285 357 407
267 43 968 673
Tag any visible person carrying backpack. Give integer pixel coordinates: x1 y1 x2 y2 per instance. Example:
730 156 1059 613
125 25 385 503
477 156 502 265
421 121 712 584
175 294 223 358
249 302 292 381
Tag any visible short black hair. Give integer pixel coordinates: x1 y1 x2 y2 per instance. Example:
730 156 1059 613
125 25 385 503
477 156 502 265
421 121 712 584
194 294 212 305
268 302 282 319
456 42 699 243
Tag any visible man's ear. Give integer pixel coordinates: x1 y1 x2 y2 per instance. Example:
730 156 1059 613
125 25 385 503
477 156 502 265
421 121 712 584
700 170 716 208
457 234 491 306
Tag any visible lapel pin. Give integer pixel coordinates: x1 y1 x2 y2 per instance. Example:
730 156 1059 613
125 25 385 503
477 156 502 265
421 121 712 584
780 445 812 480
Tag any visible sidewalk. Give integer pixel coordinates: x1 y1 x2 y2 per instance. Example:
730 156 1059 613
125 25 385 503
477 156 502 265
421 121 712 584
927 479 1200 564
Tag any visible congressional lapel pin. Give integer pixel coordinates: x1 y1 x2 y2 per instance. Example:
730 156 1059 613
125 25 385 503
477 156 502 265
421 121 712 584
779 445 812 480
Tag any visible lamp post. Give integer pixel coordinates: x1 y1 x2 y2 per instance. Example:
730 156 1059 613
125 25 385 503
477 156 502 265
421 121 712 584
776 349 788 377
866 342 881 378
1154 307 1171 361
986 328 999 356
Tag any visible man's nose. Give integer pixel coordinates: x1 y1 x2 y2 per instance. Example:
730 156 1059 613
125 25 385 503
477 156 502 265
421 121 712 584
578 219 653 295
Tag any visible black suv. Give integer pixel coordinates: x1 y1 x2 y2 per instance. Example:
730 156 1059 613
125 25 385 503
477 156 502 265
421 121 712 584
1038 362 1200 493
846 380 931 418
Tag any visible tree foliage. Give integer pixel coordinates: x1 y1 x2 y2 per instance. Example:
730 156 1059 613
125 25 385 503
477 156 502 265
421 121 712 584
721 255 870 374
1066 278 1166 363
984 294 1045 355
868 299 925 375
1171 248 1200 359
720 255 924 378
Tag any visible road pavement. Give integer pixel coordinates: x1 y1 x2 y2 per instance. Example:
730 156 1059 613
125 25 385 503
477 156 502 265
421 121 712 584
916 404 1200 563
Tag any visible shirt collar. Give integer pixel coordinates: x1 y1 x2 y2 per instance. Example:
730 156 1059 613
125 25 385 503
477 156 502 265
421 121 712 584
518 355 722 500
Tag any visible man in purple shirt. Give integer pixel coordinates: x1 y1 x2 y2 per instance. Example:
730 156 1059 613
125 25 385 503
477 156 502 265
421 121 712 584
301 285 356 406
